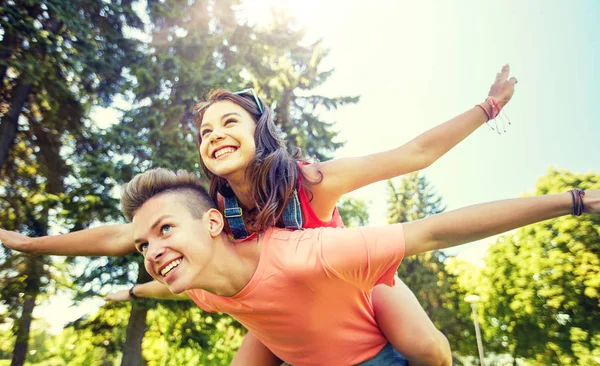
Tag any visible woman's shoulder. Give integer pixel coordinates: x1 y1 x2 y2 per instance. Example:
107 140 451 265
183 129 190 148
298 161 325 183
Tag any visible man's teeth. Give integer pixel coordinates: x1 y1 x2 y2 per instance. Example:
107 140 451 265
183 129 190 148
160 258 182 277
214 147 236 158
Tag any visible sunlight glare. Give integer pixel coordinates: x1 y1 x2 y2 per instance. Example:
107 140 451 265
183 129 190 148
238 0 317 28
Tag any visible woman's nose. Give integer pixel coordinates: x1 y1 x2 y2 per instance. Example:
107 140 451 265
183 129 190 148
209 129 225 143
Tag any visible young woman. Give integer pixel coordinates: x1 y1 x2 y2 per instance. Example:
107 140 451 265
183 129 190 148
0 65 517 365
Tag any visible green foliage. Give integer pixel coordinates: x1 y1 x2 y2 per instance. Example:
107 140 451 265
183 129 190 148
0 2 144 365
241 19 359 160
0 320 15 359
444 257 490 357
3 1 359 363
480 169 600 364
337 197 369 227
142 302 244 365
386 172 446 223
0 0 144 174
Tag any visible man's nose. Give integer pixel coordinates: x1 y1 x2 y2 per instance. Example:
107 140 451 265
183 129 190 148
147 242 166 262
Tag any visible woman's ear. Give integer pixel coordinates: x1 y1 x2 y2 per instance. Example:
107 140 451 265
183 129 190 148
204 208 225 238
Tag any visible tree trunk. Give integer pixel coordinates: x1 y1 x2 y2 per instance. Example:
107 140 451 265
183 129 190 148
0 80 32 171
120 304 149 366
120 267 153 366
10 256 42 366
0 11 61 172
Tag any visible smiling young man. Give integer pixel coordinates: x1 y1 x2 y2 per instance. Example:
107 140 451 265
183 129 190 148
111 168 597 366
123 169 410 365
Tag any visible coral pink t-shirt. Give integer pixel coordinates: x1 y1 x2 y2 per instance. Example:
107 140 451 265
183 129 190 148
187 224 406 366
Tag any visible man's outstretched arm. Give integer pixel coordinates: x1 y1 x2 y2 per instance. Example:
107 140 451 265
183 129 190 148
104 280 189 302
0 224 136 257
403 190 599 257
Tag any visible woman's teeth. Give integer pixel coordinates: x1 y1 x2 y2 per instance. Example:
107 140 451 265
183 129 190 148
214 147 236 159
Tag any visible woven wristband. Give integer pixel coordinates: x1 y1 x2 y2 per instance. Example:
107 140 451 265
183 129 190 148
484 97 502 119
476 104 491 121
569 189 585 216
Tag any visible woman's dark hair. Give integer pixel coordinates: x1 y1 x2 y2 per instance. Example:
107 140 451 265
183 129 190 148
193 89 318 230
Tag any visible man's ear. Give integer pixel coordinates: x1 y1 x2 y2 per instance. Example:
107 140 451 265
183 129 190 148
204 208 225 238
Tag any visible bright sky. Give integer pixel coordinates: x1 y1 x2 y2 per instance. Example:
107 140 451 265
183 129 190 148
37 0 600 334
262 0 600 256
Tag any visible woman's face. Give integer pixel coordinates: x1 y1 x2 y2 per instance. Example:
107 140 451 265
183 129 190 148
198 101 257 180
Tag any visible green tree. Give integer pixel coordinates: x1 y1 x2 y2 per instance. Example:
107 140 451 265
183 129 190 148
337 197 370 227
481 169 600 365
0 0 141 172
444 256 493 360
0 1 143 365
142 302 244 365
66 2 359 364
231 9 358 161
0 139 63 366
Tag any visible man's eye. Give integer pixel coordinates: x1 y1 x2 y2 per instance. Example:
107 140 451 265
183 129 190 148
161 224 172 234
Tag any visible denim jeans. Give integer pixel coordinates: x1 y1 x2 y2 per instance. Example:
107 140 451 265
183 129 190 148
355 343 408 366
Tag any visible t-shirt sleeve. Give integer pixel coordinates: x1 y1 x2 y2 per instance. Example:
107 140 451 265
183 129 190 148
317 224 405 290
186 289 217 313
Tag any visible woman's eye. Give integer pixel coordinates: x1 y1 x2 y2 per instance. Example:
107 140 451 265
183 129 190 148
200 129 211 137
139 243 148 253
224 118 237 126
161 224 172 234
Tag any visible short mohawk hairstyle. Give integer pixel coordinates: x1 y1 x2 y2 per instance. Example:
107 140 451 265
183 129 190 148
120 168 215 221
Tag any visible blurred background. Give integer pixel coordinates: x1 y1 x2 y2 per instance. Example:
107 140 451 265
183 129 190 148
0 0 598 365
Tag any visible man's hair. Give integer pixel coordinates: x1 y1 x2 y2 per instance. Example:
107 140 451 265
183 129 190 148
121 168 216 221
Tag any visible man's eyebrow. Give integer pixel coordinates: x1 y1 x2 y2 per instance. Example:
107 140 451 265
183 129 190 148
134 215 171 244
200 112 242 129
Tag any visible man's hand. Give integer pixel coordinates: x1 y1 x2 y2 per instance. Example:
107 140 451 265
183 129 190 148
0 228 34 254
583 189 600 214
104 290 132 302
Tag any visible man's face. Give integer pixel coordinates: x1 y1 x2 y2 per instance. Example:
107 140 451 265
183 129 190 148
132 192 214 294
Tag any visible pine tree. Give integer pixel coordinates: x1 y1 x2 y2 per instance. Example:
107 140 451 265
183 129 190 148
65 2 359 364
337 197 369 227
0 1 143 365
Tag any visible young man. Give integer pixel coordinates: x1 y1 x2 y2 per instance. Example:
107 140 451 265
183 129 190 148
98 168 596 366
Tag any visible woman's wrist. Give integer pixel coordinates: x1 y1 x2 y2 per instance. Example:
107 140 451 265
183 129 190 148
475 103 493 122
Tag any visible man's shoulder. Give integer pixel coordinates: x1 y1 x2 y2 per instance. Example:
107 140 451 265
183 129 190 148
264 226 323 240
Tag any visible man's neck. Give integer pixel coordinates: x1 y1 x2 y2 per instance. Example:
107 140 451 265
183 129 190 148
202 233 262 297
